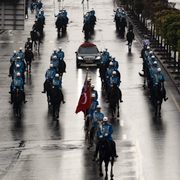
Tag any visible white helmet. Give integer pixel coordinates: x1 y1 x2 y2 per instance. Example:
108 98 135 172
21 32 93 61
91 84 95 88
87 77 91 81
53 48 57 52
151 55 155 59
13 50 16 54
105 47 108 50
55 74 59 78
17 57 21 60
149 51 153 55
112 71 116 75
91 93 96 98
59 47 62 50
103 117 108 121
16 64 20 68
97 105 101 108
19 47 22 50
53 56 57 60
17 72 21 76
112 56 115 59
153 61 157 64
109 62 113 66
50 64 53 68
147 46 150 49
157 68 161 72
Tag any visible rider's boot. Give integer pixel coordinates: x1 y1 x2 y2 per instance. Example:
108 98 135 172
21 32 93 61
164 97 168 101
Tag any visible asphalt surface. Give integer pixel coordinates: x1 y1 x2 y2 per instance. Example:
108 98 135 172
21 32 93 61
0 0 180 180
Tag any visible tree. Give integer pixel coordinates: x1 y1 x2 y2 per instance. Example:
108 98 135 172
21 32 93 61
133 0 144 15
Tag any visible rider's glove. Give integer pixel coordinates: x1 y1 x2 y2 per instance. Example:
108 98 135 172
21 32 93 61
99 135 103 138
105 133 108 137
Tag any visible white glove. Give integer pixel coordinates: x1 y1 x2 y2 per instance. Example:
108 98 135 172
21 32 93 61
105 133 108 137
99 135 103 138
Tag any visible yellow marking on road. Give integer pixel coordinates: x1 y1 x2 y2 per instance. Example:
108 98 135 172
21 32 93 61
168 89 180 112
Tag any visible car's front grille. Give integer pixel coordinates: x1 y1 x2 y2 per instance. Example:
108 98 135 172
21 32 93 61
83 56 95 61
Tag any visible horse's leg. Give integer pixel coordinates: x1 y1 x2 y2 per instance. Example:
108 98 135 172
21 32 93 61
99 159 103 177
52 105 55 117
117 102 120 118
110 157 114 180
105 160 109 180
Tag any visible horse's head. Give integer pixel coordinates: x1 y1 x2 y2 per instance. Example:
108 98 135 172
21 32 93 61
99 138 109 157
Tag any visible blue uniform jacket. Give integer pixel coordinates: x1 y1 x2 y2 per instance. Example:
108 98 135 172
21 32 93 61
10 55 18 64
17 52 25 61
52 78 62 90
12 77 23 91
13 69 22 79
153 74 165 87
91 90 98 101
92 111 104 127
45 69 55 80
108 76 120 87
88 100 99 119
112 60 119 70
14 61 24 71
100 54 108 64
57 51 64 61
106 67 116 79
50 53 59 61
98 123 113 140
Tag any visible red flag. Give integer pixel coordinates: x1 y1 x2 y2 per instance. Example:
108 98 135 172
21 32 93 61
75 74 91 114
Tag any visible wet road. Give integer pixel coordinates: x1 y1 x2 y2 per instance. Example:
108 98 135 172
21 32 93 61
0 0 180 179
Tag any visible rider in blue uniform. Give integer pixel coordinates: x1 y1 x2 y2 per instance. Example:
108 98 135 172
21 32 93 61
88 93 99 119
17 47 25 62
14 57 24 71
104 47 110 60
100 50 108 64
37 0 43 10
50 56 59 73
42 64 56 93
9 72 27 104
153 68 168 101
105 62 115 80
91 84 98 101
57 47 64 61
93 117 118 160
10 50 18 64
111 56 119 70
89 105 104 147
51 73 65 103
12 64 22 79
50 49 59 61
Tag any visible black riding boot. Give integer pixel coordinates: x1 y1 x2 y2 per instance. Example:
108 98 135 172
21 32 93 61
60 90 65 103
22 91 27 103
93 141 100 161
111 140 118 158
119 89 123 102
42 81 47 93
163 88 168 101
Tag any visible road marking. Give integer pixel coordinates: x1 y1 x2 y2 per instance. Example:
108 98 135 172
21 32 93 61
0 41 5 43
168 89 180 112
123 134 127 139
120 120 124 126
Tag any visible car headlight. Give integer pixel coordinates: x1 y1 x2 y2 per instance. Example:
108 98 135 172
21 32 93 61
95 56 100 60
78 56 83 60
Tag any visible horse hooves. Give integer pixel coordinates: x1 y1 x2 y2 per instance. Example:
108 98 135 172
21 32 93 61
99 172 103 177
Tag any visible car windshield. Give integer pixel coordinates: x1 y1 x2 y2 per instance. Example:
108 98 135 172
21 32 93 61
78 46 99 54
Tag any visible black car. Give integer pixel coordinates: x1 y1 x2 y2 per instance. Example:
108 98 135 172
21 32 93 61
75 43 101 68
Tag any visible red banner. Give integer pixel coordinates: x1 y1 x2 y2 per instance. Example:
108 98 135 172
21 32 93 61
75 74 91 114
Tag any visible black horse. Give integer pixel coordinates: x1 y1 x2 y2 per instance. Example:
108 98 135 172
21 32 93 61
13 87 23 119
98 138 115 180
50 86 63 118
119 18 127 38
56 17 68 37
83 22 91 40
30 30 41 52
58 60 66 77
25 50 34 73
45 78 53 108
109 84 121 119
99 60 110 94
152 80 165 117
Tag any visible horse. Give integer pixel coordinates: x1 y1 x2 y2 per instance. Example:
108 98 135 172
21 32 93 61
99 60 110 94
83 22 91 40
152 80 165 117
13 87 23 119
9 61 15 78
30 30 41 52
108 83 121 119
50 85 63 118
89 15 96 34
25 50 34 73
98 138 115 180
119 18 127 38
45 78 53 108
58 60 66 77
56 17 67 37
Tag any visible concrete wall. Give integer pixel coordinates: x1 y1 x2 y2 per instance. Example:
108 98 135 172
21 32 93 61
0 0 25 30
